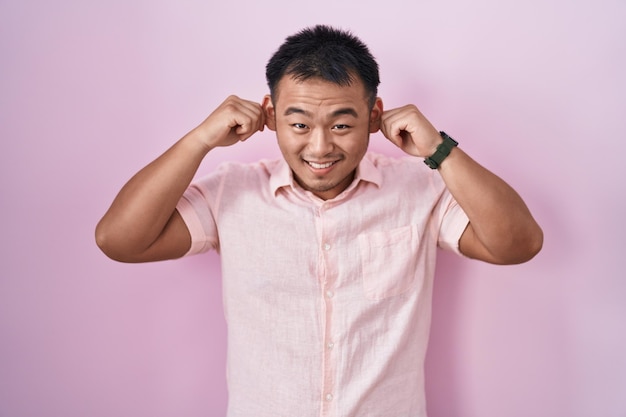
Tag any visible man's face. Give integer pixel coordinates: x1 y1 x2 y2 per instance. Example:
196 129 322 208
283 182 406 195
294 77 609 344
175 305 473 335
263 76 382 200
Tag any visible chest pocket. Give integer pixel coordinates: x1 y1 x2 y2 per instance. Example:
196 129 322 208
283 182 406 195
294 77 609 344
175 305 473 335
358 225 422 300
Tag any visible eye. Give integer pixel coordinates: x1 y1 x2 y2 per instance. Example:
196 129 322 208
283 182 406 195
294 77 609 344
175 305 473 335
332 124 351 130
291 123 308 130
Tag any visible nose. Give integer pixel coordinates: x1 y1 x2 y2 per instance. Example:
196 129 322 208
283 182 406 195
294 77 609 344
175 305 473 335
308 128 334 156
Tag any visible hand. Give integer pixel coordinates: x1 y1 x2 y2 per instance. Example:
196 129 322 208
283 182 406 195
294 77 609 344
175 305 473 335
195 95 265 150
379 104 442 157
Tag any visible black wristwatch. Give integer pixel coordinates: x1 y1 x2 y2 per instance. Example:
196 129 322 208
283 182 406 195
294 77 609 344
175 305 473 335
423 131 458 169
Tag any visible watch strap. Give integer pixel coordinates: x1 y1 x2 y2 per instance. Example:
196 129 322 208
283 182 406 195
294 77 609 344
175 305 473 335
424 131 458 169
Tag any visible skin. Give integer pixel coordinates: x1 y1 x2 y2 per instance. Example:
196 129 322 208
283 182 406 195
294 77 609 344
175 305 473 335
263 76 382 200
95 75 543 264
379 104 543 264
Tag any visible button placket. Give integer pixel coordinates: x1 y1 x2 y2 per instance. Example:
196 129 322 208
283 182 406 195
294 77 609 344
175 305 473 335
317 202 339 415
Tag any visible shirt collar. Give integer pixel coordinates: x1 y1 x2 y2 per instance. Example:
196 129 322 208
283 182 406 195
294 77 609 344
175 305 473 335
269 153 383 197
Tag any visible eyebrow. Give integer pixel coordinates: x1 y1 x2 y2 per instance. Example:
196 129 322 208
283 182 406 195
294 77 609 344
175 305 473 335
284 107 310 117
283 107 359 118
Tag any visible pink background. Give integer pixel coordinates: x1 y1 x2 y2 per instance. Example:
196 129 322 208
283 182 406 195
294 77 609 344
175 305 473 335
1 0 625 416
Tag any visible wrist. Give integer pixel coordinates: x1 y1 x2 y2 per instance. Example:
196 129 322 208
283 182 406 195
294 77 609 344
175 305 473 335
183 127 215 155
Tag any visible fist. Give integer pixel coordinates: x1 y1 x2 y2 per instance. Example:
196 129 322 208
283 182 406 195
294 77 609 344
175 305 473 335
196 95 265 150
379 104 441 157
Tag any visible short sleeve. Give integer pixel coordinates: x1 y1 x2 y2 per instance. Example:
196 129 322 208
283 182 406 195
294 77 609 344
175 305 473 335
175 175 223 256
437 190 470 255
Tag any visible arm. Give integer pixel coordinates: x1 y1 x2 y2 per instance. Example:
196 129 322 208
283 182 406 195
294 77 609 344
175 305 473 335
95 96 265 263
380 104 543 265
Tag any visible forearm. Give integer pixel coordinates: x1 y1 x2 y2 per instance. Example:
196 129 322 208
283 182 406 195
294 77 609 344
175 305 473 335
95 128 210 258
438 147 543 264
95 95 265 262
379 104 542 263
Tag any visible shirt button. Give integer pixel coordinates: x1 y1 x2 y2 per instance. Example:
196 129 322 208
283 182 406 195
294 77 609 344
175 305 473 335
325 393 333 401
326 290 334 299
327 342 334 349
323 243 331 251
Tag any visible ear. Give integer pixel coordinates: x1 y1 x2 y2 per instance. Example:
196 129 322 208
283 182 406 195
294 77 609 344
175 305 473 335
262 95 276 131
369 97 383 133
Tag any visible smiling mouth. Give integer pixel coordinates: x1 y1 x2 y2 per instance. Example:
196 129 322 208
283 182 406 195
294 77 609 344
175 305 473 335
306 160 337 169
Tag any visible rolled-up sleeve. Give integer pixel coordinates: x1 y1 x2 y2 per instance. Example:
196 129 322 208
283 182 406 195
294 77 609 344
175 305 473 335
437 191 470 255
176 180 221 256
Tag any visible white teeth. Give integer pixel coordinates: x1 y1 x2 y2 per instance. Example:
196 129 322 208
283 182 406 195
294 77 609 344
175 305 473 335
308 161 334 169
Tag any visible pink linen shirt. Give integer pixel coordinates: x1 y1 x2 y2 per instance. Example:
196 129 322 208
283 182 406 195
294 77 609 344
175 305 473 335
176 152 469 417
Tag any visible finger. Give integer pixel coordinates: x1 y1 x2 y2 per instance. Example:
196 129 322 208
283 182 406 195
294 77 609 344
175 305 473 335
240 101 264 133
381 124 404 148
231 105 263 140
234 119 258 141
380 108 404 133
380 113 405 145
254 100 265 132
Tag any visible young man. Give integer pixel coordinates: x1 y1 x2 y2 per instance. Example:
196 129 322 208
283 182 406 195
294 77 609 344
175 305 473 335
96 25 542 417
